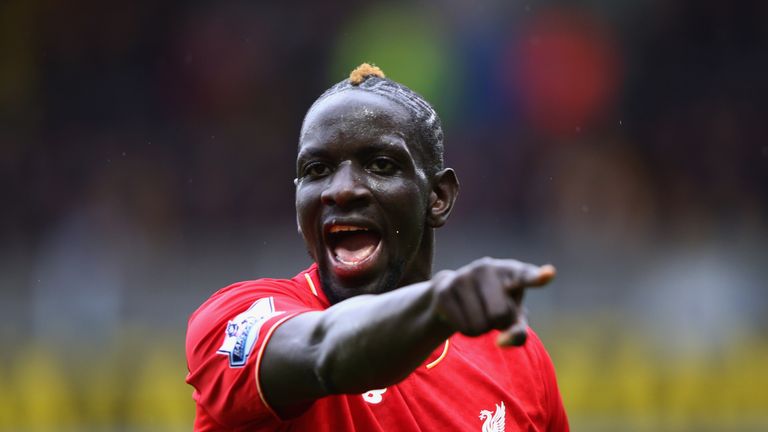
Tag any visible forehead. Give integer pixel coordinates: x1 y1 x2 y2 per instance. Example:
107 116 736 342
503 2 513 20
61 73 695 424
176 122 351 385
299 89 414 149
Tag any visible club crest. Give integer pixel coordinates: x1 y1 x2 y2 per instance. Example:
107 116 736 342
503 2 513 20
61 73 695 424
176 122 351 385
479 401 506 432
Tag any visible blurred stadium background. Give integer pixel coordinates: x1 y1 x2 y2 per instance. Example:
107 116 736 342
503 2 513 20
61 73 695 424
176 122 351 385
1 0 767 430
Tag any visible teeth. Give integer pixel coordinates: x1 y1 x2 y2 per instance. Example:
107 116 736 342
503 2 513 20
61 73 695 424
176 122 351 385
329 225 368 233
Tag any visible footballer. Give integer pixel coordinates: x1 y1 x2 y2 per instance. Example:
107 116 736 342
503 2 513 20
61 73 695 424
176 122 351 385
186 64 568 431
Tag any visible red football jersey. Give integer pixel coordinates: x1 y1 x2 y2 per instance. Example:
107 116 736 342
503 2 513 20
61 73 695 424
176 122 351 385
186 264 569 431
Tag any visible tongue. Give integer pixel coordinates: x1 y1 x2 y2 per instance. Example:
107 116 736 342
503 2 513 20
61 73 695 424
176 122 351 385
333 232 379 264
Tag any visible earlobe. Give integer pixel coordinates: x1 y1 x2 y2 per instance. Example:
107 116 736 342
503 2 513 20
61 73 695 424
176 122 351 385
427 168 459 228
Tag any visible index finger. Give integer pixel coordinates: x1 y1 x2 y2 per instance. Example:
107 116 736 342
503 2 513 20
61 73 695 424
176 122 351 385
530 264 556 286
494 260 556 288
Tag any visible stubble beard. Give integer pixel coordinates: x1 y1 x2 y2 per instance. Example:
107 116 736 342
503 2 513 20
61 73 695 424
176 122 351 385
318 257 407 305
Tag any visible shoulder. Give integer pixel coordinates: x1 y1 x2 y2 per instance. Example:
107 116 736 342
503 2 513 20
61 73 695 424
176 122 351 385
503 327 556 379
479 327 558 392
191 265 319 321
523 328 569 429
194 277 301 314
186 265 322 351
524 328 556 372
524 328 547 357
184 266 320 428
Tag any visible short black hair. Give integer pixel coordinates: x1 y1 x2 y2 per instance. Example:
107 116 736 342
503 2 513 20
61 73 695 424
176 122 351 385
305 63 444 177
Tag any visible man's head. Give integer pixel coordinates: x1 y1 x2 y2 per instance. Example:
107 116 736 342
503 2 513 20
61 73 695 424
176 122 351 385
295 64 459 303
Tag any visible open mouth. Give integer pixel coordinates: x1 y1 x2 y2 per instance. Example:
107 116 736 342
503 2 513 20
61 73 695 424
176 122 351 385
325 224 382 276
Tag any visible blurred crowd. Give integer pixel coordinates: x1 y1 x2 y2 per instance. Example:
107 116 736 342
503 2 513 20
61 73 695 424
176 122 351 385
1 0 766 430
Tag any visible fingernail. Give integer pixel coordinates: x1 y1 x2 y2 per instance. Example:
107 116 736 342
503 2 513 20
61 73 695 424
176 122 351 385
537 264 556 284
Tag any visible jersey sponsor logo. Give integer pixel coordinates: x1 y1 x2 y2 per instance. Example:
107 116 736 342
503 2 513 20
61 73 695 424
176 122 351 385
217 297 282 367
361 388 387 404
479 401 506 432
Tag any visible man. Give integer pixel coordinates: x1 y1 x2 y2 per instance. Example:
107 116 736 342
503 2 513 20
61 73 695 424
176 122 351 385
186 64 568 431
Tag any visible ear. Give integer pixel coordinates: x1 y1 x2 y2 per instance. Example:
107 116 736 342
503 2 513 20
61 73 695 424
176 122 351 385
427 168 459 228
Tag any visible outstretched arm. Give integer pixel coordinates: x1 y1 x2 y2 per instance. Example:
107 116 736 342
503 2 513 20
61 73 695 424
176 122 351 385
260 257 555 416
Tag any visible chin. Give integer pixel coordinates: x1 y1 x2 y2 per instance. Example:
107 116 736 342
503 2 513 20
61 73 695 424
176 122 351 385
318 257 406 304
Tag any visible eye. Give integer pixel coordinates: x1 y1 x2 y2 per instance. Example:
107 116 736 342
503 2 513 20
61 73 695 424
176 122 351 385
303 162 332 179
367 157 398 175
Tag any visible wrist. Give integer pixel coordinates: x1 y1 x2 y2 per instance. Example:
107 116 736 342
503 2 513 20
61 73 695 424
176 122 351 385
428 270 458 336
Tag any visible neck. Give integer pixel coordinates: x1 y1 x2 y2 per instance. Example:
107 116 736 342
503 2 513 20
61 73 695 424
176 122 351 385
399 229 434 287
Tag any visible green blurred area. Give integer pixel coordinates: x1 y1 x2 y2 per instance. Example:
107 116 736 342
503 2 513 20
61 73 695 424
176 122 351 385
2 324 766 431
329 3 461 122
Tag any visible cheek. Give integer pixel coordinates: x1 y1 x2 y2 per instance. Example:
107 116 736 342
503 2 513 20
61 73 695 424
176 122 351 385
295 188 320 237
380 183 428 231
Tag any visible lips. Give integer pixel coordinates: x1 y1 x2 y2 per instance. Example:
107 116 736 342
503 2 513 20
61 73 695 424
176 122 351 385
324 223 383 279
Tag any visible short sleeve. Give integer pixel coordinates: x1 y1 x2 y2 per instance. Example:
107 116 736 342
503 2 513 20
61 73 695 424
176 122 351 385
185 280 318 429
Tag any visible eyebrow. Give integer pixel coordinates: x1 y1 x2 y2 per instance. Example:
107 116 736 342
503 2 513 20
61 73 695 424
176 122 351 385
360 137 413 158
297 135 413 162
296 146 330 162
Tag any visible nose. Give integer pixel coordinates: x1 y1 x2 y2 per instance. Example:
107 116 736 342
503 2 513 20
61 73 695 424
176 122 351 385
320 161 371 208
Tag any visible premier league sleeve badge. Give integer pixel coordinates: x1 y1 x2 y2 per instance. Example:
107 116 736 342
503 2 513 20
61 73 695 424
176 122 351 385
217 297 283 367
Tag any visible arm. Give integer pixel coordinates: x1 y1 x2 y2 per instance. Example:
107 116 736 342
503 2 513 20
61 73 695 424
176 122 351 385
260 257 555 415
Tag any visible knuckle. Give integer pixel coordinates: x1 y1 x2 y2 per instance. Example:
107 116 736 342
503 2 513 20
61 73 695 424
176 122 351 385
477 256 494 267
466 256 488 270
433 270 455 290
454 265 474 283
434 269 454 283
467 257 493 277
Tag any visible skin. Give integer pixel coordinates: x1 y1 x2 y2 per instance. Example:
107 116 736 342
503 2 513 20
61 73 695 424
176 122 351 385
260 88 555 417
